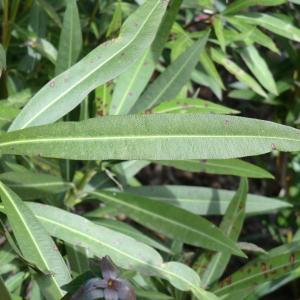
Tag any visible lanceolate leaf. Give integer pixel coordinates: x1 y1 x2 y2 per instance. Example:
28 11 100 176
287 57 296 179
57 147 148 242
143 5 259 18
91 190 244 256
0 203 218 300
223 0 286 15
239 45 278 95
0 171 73 200
130 32 209 113
152 98 237 114
9 0 168 131
157 159 273 178
55 0 82 75
0 183 71 300
3 114 300 160
194 179 248 287
235 13 300 42
211 49 267 97
125 185 290 215
110 0 182 115
211 243 300 296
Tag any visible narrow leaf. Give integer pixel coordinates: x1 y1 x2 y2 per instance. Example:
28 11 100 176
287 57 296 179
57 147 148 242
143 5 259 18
3 114 300 160
55 0 82 75
91 190 245 256
194 179 248 287
126 185 291 215
157 159 273 178
239 45 278 95
9 0 168 130
0 182 71 300
211 48 267 97
110 0 182 115
130 32 209 113
235 13 300 42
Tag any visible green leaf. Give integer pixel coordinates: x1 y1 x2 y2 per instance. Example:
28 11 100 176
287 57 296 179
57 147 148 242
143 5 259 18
0 171 73 200
213 16 226 52
0 276 13 300
211 49 267 97
91 190 245 256
223 0 286 15
0 182 71 300
0 202 218 300
194 179 248 287
93 219 172 254
239 45 278 95
36 0 62 27
125 185 290 215
157 159 273 178
106 1 123 37
3 114 300 160
110 0 182 115
130 32 209 113
151 98 237 114
211 242 300 296
55 0 82 75
9 0 168 131
225 17 279 54
235 13 300 42
199 49 225 91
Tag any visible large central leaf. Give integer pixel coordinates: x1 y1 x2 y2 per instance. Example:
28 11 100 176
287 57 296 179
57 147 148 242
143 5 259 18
1 114 300 160
9 0 168 131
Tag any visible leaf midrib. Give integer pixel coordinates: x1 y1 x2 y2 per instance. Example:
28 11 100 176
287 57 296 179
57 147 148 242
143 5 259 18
93 191 238 253
0 185 63 296
0 134 299 149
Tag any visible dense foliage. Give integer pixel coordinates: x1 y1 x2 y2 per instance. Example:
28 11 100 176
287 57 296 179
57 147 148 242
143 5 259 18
1 0 300 299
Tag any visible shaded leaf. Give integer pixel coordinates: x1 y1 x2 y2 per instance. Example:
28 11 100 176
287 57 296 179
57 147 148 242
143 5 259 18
91 190 245 256
125 185 290 215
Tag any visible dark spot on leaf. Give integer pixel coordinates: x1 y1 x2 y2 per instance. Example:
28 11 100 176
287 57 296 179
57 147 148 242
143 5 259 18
290 253 296 265
271 143 277 150
49 80 55 88
261 262 268 272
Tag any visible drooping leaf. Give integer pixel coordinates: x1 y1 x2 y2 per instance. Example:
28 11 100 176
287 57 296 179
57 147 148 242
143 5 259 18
9 0 168 130
130 32 209 113
157 159 273 178
91 190 245 256
0 182 71 300
125 185 290 215
0 202 218 300
55 0 82 75
3 114 300 160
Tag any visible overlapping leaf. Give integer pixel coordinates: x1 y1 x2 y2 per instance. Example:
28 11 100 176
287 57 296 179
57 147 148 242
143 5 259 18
9 0 168 130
